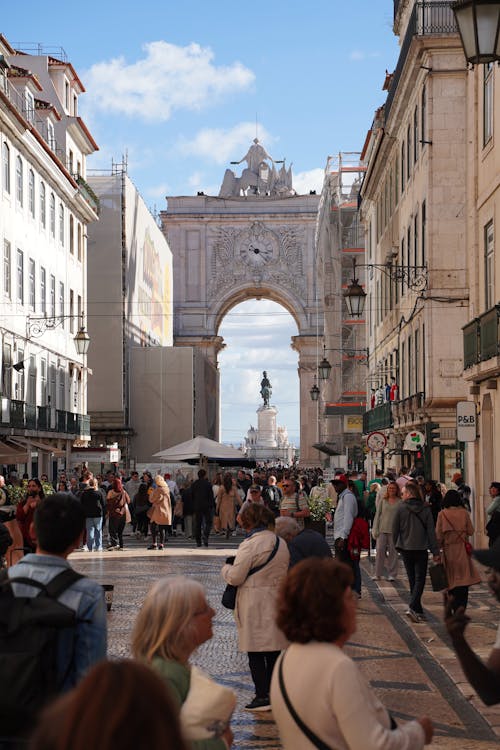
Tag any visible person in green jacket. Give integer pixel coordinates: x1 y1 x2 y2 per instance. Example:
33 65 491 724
132 577 234 750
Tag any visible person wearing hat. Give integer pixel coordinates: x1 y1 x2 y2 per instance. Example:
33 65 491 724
445 538 500 705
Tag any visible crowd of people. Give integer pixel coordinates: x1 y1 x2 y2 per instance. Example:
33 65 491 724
1 463 500 749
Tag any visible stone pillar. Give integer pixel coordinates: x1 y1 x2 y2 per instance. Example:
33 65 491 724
174 335 226 368
256 406 278 448
292 335 323 467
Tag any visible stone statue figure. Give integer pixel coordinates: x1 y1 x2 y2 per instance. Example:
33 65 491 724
218 139 296 198
260 371 272 407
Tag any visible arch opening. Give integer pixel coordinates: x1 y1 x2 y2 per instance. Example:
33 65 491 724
218 298 299 457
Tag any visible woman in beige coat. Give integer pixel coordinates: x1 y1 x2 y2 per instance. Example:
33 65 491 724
216 473 240 540
147 475 172 550
436 489 480 613
221 503 289 712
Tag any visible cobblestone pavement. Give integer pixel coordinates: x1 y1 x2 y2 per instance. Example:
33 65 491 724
70 533 500 750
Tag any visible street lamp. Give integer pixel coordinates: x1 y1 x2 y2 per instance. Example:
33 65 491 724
309 383 320 401
26 312 91 355
318 351 332 381
344 259 428 318
452 0 500 65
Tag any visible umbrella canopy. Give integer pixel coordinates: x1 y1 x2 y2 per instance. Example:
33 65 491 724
153 435 251 465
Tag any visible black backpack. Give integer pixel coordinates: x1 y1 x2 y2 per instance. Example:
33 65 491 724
263 486 281 514
0 567 84 738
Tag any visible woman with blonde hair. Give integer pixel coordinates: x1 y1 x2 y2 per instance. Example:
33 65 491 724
132 576 234 749
147 474 171 550
216 473 240 540
372 481 401 581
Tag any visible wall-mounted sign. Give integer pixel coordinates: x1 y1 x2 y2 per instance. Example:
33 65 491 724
366 431 387 452
456 401 476 442
403 430 426 451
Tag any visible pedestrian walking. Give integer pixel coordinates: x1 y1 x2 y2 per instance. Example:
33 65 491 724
436 490 480 613
147 475 171 550
106 478 130 551
216 473 240 540
372 480 401 581
392 481 440 622
79 478 106 551
221 503 289 711
192 469 214 548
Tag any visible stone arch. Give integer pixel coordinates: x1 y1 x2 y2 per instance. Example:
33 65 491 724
208 282 309 337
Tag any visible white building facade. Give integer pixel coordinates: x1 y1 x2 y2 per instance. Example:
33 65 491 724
0 35 98 476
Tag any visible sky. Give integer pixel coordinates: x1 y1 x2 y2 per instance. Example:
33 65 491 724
1 2 400 446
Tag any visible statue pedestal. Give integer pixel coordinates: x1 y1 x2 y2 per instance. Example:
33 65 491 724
256 406 277 448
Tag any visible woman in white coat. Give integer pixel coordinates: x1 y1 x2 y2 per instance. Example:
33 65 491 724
221 503 289 712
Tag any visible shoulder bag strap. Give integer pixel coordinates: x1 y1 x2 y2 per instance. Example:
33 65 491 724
441 511 467 543
44 568 85 598
278 653 333 750
247 535 280 578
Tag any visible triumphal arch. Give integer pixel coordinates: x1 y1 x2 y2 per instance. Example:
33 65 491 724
160 140 321 464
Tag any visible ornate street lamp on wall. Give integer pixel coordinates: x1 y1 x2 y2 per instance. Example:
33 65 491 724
26 312 91 355
343 259 428 319
309 383 320 401
452 0 500 65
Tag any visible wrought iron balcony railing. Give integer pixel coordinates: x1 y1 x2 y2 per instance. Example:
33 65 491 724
463 305 500 368
0 398 91 436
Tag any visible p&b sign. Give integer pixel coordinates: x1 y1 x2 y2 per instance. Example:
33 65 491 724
456 401 476 442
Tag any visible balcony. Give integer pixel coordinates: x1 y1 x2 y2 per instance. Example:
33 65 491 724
363 402 393 433
0 398 91 437
463 305 500 368
385 2 458 122
393 391 425 419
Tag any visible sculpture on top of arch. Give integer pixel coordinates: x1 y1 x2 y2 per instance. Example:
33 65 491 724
219 138 295 198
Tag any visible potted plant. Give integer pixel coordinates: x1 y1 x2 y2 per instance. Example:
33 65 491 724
306 493 333 537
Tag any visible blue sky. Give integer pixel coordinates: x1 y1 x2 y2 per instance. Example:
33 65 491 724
2 2 400 446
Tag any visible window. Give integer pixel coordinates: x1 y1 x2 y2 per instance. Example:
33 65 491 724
59 281 65 320
414 211 419 268
16 156 23 206
421 84 427 144
65 80 70 111
68 150 74 176
50 274 55 317
59 204 64 245
408 334 414 395
485 220 494 308
27 355 36 404
50 193 55 237
41 358 47 405
394 154 399 204
29 258 35 310
415 329 420 393
3 240 11 298
2 142 10 193
40 267 46 313
484 63 494 146
2 343 11 397
69 289 74 333
73 94 77 116
406 124 411 180
69 216 74 254
77 294 82 324
15 348 24 400
401 142 405 191
47 121 55 151
413 105 419 163
421 200 426 267
28 169 35 217
25 90 35 124
16 249 24 304
40 182 46 228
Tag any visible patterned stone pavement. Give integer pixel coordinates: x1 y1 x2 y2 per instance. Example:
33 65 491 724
70 535 500 749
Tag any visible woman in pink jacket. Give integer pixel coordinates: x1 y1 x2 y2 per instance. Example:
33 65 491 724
147 475 172 550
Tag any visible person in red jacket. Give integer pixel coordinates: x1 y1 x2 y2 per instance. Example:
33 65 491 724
16 478 44 552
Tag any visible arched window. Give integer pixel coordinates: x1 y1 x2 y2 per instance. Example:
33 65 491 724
3 142 10 193
29 169 35 217
40 182 46 228
59 204 64 245
50 193 55 237
16 156 23 206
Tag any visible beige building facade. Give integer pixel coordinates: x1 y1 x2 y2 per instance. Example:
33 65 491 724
360 3 469 486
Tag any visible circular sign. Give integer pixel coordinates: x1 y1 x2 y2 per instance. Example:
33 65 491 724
366 431 387 452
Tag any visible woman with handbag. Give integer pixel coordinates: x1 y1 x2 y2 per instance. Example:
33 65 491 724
147 474 171 550
131 576 234 749
221 503 289 711
270 558 433 750
392 481 440 623
436 489 480 613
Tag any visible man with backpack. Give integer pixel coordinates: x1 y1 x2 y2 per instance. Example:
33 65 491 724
262 475 282 518
0 493 107 742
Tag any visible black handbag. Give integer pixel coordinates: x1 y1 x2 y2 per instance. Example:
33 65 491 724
221 536 280 610
429 562 448 592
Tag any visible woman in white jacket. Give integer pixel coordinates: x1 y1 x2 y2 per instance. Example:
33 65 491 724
221 503 289 712
270 558 433 750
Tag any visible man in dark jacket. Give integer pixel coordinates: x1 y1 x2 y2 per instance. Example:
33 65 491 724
191 469 214 547
275 517 332 567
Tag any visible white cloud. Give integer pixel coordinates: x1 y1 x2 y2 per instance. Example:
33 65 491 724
84 41 255 121
293 167 325 195
178 122 275 164
145 182 171 198
349 50 381 62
